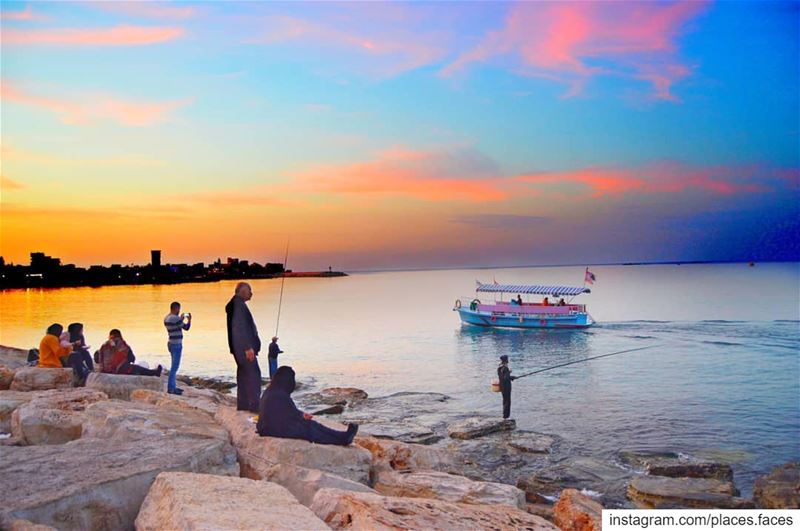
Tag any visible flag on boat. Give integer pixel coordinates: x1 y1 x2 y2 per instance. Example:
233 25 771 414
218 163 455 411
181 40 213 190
584 268 596 285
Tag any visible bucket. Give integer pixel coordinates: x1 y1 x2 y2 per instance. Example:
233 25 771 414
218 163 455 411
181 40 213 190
490 380 501 392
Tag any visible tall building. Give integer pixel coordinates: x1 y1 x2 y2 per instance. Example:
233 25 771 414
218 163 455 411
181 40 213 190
151 250 161 269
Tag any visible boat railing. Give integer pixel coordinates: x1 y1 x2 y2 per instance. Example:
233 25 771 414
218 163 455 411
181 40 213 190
454 297 587 314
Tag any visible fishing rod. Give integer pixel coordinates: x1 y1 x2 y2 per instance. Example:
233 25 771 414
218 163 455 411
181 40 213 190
512 344 659 381
274 238 290 337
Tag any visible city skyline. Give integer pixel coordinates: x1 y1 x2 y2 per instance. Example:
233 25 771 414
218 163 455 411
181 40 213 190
1 1 798 270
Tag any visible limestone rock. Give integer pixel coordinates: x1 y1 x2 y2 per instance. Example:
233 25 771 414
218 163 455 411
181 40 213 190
627 476 753 509
11 388 107 445
10 368 73 392
554 489 603 531
135 472 329 531
0 390 35 432
506 431 557 454
5 519 58 531
1 365 16 390
619 450 733 481
517 457 631 503
448 417 516 439
375 469 526 509
311 488 557 530
527 504 555 522
215 406 372 484
1 430 238 529
85 372 166 401
753 462 800 509
0 345 29 369
263 463 377 506
313 404 345 415
356 435 455 472
323 387 368 401
130 387 235 416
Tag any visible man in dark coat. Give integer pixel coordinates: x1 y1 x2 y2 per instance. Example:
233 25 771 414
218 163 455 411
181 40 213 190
225 282 262 412
257 366 358 445
498 354 516 419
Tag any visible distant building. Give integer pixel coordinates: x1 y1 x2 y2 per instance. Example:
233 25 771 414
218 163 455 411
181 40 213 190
151 250 161 269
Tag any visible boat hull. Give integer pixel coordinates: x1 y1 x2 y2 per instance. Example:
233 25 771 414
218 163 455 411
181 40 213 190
457 308 594 329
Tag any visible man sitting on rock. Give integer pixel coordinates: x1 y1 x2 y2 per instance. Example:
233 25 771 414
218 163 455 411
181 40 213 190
257 366 358 446
96 329 163 377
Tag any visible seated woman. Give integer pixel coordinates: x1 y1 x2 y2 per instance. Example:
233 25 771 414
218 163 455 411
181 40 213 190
62 322 94 384
38 323 73 368
96 329 162 377
257 366 358 446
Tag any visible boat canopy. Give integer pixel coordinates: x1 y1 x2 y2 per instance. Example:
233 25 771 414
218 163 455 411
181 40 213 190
476 283 590 296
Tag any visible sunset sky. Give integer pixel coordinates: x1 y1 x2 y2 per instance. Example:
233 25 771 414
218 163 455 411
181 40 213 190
1 1 798 270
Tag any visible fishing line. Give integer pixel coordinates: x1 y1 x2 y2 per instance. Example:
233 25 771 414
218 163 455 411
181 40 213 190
512 344 659 381
274 238 290 337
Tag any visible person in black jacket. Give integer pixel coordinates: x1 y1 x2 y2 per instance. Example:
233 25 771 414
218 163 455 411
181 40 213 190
498 354 516 419
225 282 263 412
257 366 358 445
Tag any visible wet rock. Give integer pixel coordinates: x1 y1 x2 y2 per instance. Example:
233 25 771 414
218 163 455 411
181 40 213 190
85 372 166 401
0 390 35 432
263 463 378 507
310 488 558 530
507 431 557 454
517 457 631 504
627 476 753 509
356 436 455 473
375 469 527 509
1 411 237 529
175 374 236 393
135 472 329 531
302 387 368 406
554 488 603 531
448 417 516 439
10 368 73 392
215 406 372 484
1 365 16 390
619 450 733 481
11 388 108 445
753 462 800 509
312 404 345 415
130 387 235 416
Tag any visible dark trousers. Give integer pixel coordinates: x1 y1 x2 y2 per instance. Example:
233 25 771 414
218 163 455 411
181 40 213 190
67 350 93 383
119 362 160 377
305 420 350 446
502 388 511 419
233 351 262 412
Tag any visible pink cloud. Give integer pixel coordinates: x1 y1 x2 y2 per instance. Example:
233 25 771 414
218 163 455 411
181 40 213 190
1 81 191 126
87 2 197 19
1 5 46 21
443 1 707 101
2 25 183 46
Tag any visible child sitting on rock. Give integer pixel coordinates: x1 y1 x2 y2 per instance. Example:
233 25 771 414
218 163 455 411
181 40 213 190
257 366 358 446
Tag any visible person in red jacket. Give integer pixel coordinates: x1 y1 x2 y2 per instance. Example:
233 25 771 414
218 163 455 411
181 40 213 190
95 329 162 376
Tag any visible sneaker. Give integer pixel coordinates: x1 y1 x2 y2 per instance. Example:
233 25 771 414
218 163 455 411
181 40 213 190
168 388 184 396
344 423 359 445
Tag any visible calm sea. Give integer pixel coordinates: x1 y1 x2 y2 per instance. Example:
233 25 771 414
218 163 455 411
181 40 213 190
2 262 798 495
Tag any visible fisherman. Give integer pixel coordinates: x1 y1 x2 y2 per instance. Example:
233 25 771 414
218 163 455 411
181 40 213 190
268 336 283 379
225 282 263 412
498 354 517 419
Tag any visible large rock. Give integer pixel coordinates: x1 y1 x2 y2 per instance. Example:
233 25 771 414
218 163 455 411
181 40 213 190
1 365 16 390
627 476 753 509
310 488 557 530
517 457 631 503
11 388 108 445
130 387 235 416
554 489 603 531
263 463 378 506
10 368 73 392
135 472 329 530
619 450 733 481
85 372 165 401
3 519 58 531
0 345 29 369
375 469 526 509
448 417 516 439
1 401 237 530
355 436 455 472
506 431 557 454
0 390 35 432
753 462 800 509
215 406 372 484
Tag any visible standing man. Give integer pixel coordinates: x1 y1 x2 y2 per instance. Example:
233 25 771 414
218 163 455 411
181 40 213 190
225 282 262 412
498 355 517 419
164 301 191 395
268 336 283 379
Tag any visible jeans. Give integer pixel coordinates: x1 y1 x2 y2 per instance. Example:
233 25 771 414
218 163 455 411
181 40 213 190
268 357 278 379
168 343 182 392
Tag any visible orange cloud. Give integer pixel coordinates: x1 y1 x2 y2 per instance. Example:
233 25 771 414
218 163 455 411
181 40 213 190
444 1 707 101
1 81 191 126
1 175 25 190
2 25 183 46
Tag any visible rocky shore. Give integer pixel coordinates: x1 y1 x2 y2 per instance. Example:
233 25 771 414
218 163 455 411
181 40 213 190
1 344 797 530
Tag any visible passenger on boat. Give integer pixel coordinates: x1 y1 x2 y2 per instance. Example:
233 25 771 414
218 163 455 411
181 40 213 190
96 329 163 377
517 295 523 305
38 323 73 368
63 322 94 384
542 297 550 306
558 298 565 306
257 366 359 445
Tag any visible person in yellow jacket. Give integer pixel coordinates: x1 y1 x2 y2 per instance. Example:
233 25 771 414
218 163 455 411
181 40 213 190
38 323 73 368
